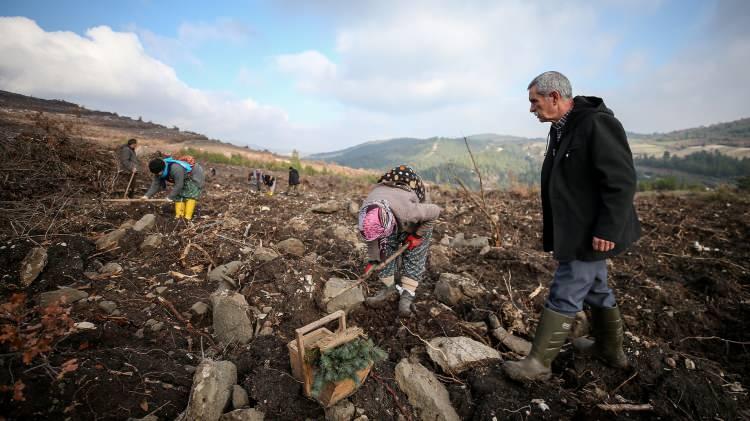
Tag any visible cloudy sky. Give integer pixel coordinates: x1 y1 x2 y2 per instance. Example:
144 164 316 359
1 0 748 153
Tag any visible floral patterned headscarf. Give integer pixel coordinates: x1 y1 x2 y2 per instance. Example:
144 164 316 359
378 165 426 203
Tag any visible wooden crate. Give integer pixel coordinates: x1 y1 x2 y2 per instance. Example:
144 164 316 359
287 310 372 407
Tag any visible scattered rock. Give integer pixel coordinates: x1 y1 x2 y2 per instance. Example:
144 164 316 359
135 328 144 338
155 286 168 294
119 219 136 229
96 228 128 251
326 399 355 421
258 322 274 336
665 357 677 368
191 302 210 316
19 247 48 286
150 321 164 332
140 234 163 251
394 359 459 421
276 238 305 256
311 200 341 214
132 214 157 232
347 201 360 216
208 261 243 283
426 337 501 374
220 408 265 421
332 225 360 245
98 300 118 314
232 384 249 409
253 247 279 262
99 262 123 275
685 359 696 370
434 273 486 306
288 217 310 233
185 359 237 421
210 291 254 344
449 233 490 249
320 277 365 314
429 245 451 272
39 287 89 307
74 322 96 330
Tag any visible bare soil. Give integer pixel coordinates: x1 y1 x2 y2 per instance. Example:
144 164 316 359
0 115 748 420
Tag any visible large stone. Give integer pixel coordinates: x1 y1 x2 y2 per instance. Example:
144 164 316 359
253 247 279 262
332 225 359 245
276 238 305 257
132 214 157 232
185 359 237 421
232 384 249 409
311 200 341 214
434 273 486 306
140 234 163 251
449 233 490 249
326 399 355 421
96 228 128 251
321 278 365 314
19 247 47 286
429 245 451 272
220 408 265 421
40 287 89 307
210 291 254 344
394 359 459 421
208 261 243 283
426 337 501 374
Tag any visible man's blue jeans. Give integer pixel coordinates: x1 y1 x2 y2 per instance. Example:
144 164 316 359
545 260 616 317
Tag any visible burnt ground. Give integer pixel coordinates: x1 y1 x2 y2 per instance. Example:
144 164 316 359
0 119 749 420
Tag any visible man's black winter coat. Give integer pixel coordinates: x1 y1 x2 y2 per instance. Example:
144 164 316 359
540 96 641 261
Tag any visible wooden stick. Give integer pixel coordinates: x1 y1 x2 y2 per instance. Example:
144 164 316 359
597 403 653 412
103 198 170 202
123 170 136 199
327 243 409 300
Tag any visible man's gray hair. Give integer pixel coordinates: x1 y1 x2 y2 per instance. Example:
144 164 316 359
528 71 572 99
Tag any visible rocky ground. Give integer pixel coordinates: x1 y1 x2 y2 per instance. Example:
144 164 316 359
0 120 749 420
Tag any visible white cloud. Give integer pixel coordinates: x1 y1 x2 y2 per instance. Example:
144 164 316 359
0 17 295 149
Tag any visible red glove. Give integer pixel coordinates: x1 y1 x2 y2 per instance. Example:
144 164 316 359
364 261 378 275
405 234 423 250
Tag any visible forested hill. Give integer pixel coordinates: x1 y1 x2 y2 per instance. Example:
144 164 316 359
311 117 750 189
309 134 545 188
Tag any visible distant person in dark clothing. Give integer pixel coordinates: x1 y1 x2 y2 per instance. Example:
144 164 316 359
210 167 217 177
503 71 641 383
287 167 300 195
115 138 139 197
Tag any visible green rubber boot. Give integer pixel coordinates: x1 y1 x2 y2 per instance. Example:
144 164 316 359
572 306 629 368
503 308 574 382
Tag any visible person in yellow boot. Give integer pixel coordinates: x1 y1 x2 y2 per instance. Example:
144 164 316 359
502 71 640 382
142 157 205 220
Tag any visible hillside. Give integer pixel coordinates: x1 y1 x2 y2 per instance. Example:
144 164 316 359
312 118 750 188
311 135 546 188
0 90 373 178
0 112 748 420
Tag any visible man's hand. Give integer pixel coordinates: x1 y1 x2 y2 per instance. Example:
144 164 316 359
405 234 423 250
592 236 615 252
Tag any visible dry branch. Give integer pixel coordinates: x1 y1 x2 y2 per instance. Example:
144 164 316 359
597 403 653 412
455 139 502 247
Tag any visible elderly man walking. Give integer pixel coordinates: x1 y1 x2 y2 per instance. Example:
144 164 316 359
503 71 641 382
